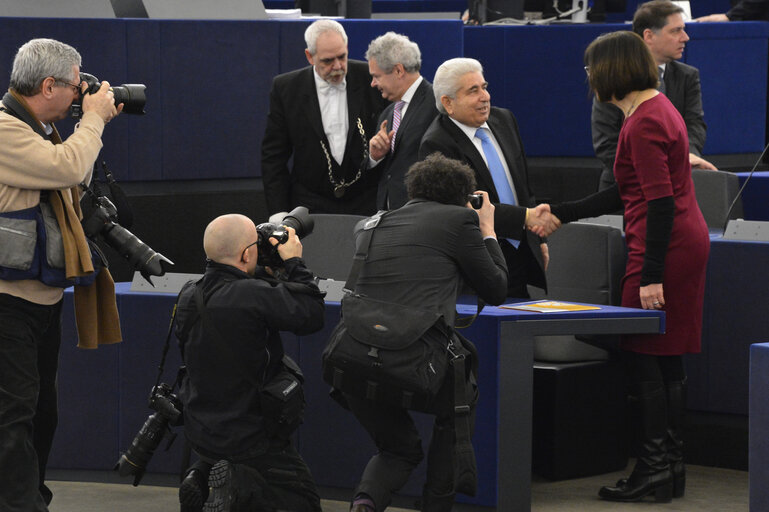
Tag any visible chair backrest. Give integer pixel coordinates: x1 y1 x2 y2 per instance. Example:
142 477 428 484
531 221 627 363
300 214 366 282
691 169 744 230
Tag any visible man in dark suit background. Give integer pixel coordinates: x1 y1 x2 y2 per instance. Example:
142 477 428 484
419 57 557 298
592 0 716 190
261 19 386 216
365 32 438 210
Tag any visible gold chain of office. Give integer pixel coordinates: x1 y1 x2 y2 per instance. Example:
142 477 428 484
320 117 368 198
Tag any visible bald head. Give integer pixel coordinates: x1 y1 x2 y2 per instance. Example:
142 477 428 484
203 214 257 266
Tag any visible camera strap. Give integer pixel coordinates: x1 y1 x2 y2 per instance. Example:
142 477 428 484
155 296 185 393
1 91 52 141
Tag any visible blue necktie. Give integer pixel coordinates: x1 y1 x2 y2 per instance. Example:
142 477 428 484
476 127 520 248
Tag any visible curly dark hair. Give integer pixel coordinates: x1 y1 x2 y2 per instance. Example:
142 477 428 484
405 152 477 206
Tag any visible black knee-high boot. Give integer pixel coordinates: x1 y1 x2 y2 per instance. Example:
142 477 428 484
599 381 673 503
666 379 687 498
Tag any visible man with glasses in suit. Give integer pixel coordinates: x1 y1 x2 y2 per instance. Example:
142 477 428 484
592 0 716 191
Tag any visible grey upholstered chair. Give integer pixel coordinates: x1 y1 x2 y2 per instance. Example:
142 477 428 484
691 169 744 230
299 214 366 282
530 221 627 363
530 221 629 480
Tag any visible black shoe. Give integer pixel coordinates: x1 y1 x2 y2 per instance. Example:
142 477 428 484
670 459 686 498
599 468 673 503
617 462 685 498
180 468 208 512
204 460 236 512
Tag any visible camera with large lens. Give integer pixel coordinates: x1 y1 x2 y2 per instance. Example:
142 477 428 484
256 206 314 268
114 383 182 486
71 72 146 118
81 193 173 284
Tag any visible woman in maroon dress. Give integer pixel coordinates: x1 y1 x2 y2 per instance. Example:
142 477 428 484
547 31 710 503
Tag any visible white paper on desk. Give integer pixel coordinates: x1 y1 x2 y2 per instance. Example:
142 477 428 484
501 301 602 313
266 8 302 18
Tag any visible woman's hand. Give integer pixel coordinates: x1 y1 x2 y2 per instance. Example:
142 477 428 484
640 283 665 310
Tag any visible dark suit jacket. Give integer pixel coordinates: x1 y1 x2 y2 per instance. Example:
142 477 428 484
592 60 707 188
728 0 769 20
261 60 387 216
419 107 547 295
374 78 438 210
354 199 509 323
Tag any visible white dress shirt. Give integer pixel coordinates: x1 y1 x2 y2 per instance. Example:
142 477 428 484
314 68 349 165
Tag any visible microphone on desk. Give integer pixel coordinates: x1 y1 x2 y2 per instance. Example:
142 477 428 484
721 140 769 235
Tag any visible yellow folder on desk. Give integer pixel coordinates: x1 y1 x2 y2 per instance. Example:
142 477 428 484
501 301 602 313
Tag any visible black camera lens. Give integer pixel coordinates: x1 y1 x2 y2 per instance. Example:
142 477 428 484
111 84 146 115
256 207 314 268
100 223 174 282
114 412 169 486
70 72 147 118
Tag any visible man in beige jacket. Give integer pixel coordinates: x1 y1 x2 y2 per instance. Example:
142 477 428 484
0 38 120 512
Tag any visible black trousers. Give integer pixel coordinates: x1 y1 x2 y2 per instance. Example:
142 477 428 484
345 373 476 512
0 293 62 512
193 439 321 512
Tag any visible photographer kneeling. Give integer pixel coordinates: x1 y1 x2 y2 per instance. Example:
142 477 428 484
341 153 509 512
174 214 325 512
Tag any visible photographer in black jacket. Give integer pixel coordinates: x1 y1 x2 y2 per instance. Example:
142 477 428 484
174 213 325 512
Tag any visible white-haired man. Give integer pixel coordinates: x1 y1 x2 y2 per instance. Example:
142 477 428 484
419 57 555 298
366 32 438 210
261 19 386 217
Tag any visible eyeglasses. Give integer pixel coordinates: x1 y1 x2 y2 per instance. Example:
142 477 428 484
53 77 81 93
241 240 258 261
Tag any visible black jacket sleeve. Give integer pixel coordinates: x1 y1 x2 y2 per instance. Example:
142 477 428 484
680 67 707 157
261 76 294 215
550 184 624 224
728 0 769 20
255 258 326 335
454 211 509 306
591 98 624 175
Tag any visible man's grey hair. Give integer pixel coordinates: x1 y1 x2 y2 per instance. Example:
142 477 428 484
10 38 82 96
305 19 348 56
365 32 421 74
432 58 483 114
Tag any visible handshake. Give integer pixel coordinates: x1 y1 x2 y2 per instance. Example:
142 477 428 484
526 204 561 237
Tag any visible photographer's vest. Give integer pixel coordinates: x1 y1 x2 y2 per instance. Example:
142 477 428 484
0 89 122 348
0 91 97 287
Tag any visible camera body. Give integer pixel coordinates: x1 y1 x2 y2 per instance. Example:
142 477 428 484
256 206 314 268
81 193 173 283
114 383 182 486
468 193 483 209
70 72 146 118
